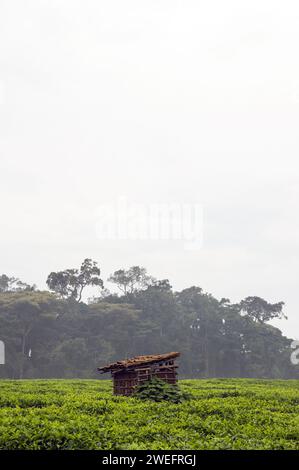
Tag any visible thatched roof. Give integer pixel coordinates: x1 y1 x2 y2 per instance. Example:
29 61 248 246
98 351 180 374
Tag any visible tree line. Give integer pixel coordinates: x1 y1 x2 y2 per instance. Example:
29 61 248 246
0 259 297 379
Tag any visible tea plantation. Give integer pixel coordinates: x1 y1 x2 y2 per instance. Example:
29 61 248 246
0 379 298 450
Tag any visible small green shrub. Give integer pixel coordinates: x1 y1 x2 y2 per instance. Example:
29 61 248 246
134 378 190 403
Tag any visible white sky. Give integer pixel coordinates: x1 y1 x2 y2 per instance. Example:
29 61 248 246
0 1 298 338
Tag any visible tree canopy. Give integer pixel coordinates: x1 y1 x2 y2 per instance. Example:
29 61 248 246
46 258 103 302
0 262 296 380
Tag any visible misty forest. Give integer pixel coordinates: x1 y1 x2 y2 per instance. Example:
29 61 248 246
0 259 297 380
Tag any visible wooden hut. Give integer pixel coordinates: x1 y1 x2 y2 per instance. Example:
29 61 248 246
98 351 180 396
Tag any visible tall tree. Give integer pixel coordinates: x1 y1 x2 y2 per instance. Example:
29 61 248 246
0 274 35 293
0 291 59 378
108 266 155 295
46 259 103 302
239 296 286 324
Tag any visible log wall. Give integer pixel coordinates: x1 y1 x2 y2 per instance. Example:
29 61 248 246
113 360 178 396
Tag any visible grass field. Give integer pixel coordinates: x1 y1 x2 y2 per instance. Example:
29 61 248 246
0 379 298 450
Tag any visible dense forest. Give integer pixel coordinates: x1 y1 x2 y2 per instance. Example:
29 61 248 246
0 259 297 379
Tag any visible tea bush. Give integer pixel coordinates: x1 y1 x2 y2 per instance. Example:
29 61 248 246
134 378 190 403
0 379 298 450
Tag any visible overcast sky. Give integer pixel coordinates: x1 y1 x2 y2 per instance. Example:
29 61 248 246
0 1 298 338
